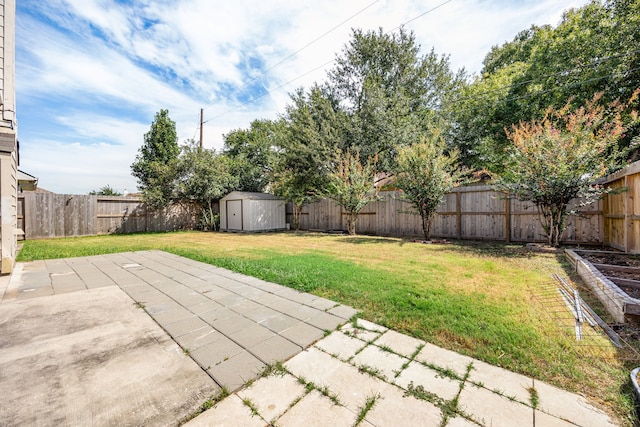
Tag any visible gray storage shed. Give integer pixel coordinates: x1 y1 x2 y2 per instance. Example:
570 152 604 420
219 191 287 232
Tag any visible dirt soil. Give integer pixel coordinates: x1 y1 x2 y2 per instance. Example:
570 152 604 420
577 252 640 298
579 252 640 269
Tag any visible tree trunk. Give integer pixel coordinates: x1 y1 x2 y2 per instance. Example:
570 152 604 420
293 203 302 230
347 213 357 235
539 203 567 247
421 214 432 240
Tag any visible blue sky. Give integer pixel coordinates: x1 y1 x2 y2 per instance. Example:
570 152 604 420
16 0 589 194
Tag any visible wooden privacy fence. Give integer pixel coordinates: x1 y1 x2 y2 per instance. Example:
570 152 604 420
287 184 603 245
602 161 640 253
18 193 197 239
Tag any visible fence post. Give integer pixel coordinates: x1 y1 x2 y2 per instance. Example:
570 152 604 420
505 192 511 243
456 191 461 240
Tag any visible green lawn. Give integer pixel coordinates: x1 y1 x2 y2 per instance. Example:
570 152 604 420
17 231 638 425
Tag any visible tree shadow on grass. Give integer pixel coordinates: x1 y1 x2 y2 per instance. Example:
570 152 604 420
336 236 408 245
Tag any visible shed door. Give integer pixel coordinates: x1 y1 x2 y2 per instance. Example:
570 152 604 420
226 200 243 230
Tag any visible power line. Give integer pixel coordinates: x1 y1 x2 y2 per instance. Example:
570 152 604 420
387 0 455 33
205 59 336 123
204 0 457 126
193 0 381 141
202 0 380 115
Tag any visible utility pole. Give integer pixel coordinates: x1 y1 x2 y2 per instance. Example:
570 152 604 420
199 108 204 150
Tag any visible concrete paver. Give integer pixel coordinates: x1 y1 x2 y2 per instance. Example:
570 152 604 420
175 326 226 352
279 321 325 347
276 390 363 427
1 250 620 427
206 350 266 391
306 310 345 330
416 342 474 379
340 321 384 342
394 360 461 401
327 304 359 319
163 315 210 338
183 394 266 427
364 384 443 427
315 330 367 360
535 379 618 427
458 383 534 427
375 329 423 357
534 410 579 426
286 347 391 411
190 337 245 369
258 312 301 333
228 323 276 348
237 373 306 423
467 358 534 405
351 344 406 381
249 334 302 364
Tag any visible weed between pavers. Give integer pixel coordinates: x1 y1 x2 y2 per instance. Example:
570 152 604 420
241 397 260 417
296 376 341 406
528 386 539 409
439 362 481 427
353 393 379 427
357 364 383 379
405 382 443 404
260 361 288 378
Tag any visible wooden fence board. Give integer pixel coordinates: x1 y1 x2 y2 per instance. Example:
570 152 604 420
288 184 604 244
603 161 640 253
19 194 196 239
23 160 640 249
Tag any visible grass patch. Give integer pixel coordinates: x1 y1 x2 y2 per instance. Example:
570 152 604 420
17 231 638 425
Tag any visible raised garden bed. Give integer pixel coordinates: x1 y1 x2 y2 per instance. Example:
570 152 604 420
566 249 640 323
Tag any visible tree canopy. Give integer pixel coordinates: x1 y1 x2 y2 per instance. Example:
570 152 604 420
326 27 464 171
222 119 280 193
131 109 180 208
271 85 339 229
89 185 122 196
452 0 640 171
395 132 463 240
131 2 640 239
495 92 638 246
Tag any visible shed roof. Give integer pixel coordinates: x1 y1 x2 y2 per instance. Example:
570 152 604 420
18 169 38 191
221 191 285 201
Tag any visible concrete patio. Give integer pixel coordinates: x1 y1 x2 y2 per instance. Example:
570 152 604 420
0 250 619 426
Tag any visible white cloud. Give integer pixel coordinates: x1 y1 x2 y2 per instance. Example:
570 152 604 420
16 0 590 193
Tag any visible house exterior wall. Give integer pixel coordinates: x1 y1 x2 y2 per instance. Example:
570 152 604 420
0 0 18 274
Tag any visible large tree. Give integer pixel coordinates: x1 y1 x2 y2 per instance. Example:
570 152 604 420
222 119 280 193
326 27 464 171
89 185 122 196
272 85 341 230
131 109 180 208
452 0 640 171
174 140 238 230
